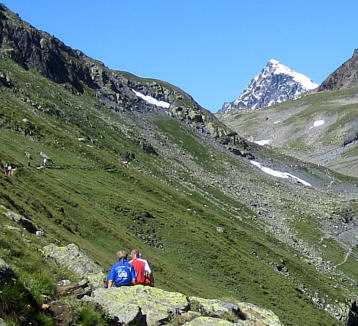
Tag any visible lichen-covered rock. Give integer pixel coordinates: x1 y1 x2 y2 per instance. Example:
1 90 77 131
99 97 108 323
188 296 241 320
0 205 38 234
182 316 237 325
84 293 142 326
43 243 106 289
90 286 189 326
237 302 283 326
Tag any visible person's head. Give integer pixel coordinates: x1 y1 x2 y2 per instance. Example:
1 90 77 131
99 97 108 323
130 249 140 259
117 250 127 260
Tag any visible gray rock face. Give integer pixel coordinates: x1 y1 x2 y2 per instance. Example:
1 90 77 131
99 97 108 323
319 49 358 91
43 243 106 289
87 286 283 326
188 296 241 319
220 59 318 112
183 316 238 325
0 204 39 234
89 286 189 326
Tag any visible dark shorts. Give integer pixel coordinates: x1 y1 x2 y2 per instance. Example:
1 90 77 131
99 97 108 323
114 283 132 287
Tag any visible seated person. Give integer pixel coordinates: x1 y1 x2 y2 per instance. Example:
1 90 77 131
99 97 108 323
107 250 137 287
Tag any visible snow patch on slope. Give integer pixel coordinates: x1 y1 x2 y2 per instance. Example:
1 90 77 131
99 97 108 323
132 90 170 108
313 120 325 127
250 161 311 187
254 139 271 146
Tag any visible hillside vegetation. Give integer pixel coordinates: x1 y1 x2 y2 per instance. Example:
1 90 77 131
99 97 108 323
0 4 357 326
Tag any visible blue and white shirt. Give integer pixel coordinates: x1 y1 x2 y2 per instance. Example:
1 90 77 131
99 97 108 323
108 258 137 286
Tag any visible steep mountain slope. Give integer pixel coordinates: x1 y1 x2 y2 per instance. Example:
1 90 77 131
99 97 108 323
0 4 357 326
220 59 318 112
319 49 358 91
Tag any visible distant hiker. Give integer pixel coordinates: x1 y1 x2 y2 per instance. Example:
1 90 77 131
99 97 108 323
130 249 154 287
6 164 12 176
121 160 130 168
42 157 47 166
107 250 137 288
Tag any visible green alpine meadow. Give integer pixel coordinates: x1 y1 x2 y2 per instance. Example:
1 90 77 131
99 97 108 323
0 4 357 326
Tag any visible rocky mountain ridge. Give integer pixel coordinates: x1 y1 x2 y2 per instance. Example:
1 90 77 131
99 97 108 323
319 49 358 91
220 59 318 112
0 4 230 140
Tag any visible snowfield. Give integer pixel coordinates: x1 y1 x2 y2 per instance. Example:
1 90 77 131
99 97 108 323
269 59 319 90
132 89 170 108
250 161 311 187
254 139 271 146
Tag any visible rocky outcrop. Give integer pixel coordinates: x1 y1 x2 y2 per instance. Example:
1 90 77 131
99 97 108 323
0 204 41 235
347 301 358 326
319 49 358 91
43 243 282 325
86 286 283 326
43 243 106 290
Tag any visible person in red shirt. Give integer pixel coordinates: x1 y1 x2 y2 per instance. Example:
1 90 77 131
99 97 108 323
129 249 154 286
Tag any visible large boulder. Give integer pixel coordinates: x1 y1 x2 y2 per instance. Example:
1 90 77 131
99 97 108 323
43 243 106 289
237 302 283 326
183 316 240 325
89 286 189 326
188 296 242 320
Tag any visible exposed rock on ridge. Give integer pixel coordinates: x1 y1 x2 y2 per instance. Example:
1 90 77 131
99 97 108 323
0 4 231 141
319 49 358 91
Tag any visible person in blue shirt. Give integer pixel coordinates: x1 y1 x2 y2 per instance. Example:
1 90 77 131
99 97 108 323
107 250 137 287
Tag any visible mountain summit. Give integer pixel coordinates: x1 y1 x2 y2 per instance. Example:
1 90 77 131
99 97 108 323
220 59 318 112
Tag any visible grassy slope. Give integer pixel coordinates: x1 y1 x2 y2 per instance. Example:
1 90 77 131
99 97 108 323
0 58 350 325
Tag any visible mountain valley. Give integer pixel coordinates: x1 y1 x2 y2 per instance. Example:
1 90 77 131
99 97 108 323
0 4 357 326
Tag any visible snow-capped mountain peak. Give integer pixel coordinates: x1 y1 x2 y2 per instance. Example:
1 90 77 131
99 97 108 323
268 59 318 90
220 60 318 112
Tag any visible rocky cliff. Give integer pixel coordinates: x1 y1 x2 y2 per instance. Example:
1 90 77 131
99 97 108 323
319 49 358 91
0 4 231 141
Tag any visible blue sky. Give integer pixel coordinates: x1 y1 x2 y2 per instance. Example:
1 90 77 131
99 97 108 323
2 1 358 112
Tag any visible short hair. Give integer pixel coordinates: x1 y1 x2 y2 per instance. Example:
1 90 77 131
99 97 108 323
117 250 127 260
131 249 139 257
